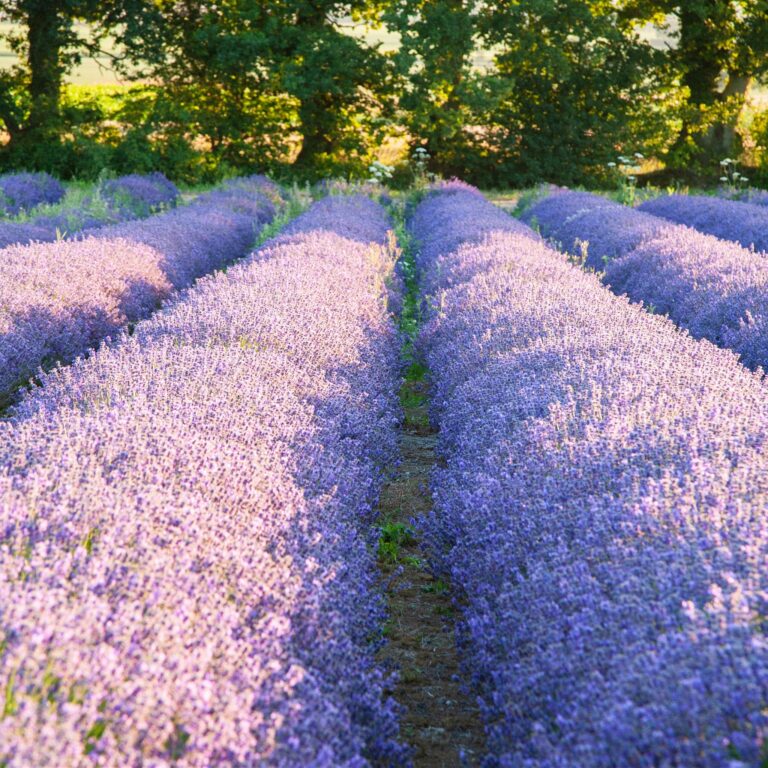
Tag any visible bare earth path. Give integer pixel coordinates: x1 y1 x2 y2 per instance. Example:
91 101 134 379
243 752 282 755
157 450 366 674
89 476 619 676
377 373 486 767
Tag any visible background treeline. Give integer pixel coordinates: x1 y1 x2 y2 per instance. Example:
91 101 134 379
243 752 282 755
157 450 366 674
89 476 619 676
1 0 767 187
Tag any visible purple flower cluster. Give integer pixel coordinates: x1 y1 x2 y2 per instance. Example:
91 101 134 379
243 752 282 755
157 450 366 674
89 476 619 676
415 187 768 767
521 190 671 269
0 194 406 766
98 172 180 217
1 173 184 250
0 171 65 216
221 173 283 204
413 184 534 276
718 188 768 207
0 178 276 400
639 194 768 254
525 190 768 370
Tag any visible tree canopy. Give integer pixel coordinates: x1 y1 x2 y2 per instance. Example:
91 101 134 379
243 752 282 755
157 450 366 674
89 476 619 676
0 0 767 184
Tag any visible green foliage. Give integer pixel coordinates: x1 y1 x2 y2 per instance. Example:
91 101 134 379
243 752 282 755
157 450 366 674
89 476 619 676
421 579 448 594
165 723 191 761
0 0 157 145
378 521 416 563
2 0 768 186
277 1 397 179
751 107 768 186
621 1 768 168
83 718 108 755
475 0 672 186
386 0 480 177
125 1 299 180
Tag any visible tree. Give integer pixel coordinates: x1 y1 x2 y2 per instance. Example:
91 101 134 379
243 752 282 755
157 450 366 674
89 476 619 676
477 0 669 186
385 0 479 177
621 1 768 165
272 0 395 177
0 0 153 152
119 0 296 177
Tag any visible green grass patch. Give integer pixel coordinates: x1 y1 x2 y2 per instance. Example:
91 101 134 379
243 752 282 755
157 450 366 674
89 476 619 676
378 521 416 564
421 579 449 595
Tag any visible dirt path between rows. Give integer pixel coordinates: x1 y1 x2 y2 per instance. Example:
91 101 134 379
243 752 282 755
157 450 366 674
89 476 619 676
377 375 486 767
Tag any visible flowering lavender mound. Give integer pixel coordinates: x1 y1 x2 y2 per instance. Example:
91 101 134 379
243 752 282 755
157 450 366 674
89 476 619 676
0 171 65 216
0 220 56 249
414 187 768 767
0 195 407 766
99 172 180 217
0 173 217 250
411 184 535 278
604 228 768 368
738 189 768 207
222 173 283 204
716 187 768 207
525 190 768 369
0 179 276 400
523 190 673 269
640 193 768 253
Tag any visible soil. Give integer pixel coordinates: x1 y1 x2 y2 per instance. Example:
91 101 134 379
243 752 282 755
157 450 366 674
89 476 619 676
377 378 486 767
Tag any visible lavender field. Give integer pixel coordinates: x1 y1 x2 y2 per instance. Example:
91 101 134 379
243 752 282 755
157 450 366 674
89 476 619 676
2 170 768 767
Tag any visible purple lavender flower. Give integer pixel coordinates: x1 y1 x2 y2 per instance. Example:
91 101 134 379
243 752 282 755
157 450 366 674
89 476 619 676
522 190 672 269
414 186 768 767
0 173 214 250
718 187 768 207
640 193 768 254
526 189 768 370
0 195 407 766
99 172 179 216
0 179 277 401
0 172 65 216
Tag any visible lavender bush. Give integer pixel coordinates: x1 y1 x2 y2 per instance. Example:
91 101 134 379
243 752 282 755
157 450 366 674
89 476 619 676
0 171 65 216
414 187 768 767
0 194 406 766
1 173 185 250
521 189 672 269
0 177 276 401
98 172 180 217
718 188 768 207
525 189 768 369
640 193 768 253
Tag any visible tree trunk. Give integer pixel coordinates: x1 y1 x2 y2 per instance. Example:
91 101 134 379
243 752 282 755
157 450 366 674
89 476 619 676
293 94 334 170
703 73 751 158
25 0 66 138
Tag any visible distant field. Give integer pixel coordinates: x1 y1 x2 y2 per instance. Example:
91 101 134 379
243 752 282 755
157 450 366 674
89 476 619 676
0 22 130 85
0 20 496 84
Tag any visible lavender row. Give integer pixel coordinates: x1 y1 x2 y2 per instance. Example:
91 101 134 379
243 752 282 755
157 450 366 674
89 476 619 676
730 188 768 207
0 176 276 403
99 172 180 218
520 190 670 269
0 171 65 216
523 190 768 370
639 193 768 254
0 194 406 766
0 172 181 250
415 187 768 767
